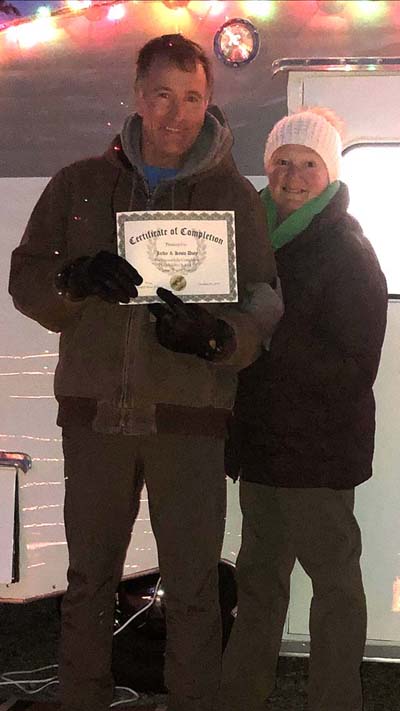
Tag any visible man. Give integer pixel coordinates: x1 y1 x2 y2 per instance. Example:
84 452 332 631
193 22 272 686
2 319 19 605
218 108 388 711
9 34 280 711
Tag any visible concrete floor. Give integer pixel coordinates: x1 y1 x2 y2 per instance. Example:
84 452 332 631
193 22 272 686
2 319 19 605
0 597 399 710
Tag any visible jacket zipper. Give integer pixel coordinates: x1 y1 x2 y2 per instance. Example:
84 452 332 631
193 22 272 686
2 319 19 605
120 306 135 430
119 178 154 429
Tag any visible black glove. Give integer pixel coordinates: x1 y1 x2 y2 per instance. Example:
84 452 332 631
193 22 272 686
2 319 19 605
55 251 143 303
148 287 236 361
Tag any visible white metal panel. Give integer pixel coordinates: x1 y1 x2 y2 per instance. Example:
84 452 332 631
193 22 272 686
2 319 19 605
0 177 159 600
0 176 69 600
0 468 17 584
288 72 400 147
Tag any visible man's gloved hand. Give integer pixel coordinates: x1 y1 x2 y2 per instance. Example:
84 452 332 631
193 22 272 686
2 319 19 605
148 287 236 361
55 251 143 303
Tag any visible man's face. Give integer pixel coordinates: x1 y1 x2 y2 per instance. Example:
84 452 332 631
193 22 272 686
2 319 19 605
135 57 210 168
267 144 330 220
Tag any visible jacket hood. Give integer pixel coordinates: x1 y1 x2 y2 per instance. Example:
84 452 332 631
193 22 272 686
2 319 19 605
113 104 234 182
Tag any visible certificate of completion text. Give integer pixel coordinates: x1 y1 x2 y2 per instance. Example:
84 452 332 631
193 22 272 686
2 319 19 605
117 210 237 304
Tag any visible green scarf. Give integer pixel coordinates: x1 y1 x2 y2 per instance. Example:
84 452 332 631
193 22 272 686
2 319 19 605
260 181 340 252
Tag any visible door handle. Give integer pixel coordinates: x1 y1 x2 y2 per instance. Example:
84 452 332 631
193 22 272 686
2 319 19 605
0 451 32 474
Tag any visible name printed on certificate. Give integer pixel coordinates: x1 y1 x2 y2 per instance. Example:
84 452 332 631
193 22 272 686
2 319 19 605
117 210 237 304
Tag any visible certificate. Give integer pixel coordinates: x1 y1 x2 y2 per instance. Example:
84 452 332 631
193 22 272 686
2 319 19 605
117 210 237 304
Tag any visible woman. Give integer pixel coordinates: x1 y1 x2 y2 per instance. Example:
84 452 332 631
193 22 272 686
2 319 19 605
219 109 388 711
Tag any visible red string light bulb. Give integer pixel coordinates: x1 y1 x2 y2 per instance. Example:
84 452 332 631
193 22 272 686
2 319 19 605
161 1 190 9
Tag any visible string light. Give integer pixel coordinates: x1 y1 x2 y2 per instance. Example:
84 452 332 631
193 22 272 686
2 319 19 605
0 0 393 62
351 0 388 20
208 1 227 16
161 1 190 8
36 6 52 18
6 14 59 49
107 3 126 21
242 1 275 20
66 0 93 10
153 0 192 31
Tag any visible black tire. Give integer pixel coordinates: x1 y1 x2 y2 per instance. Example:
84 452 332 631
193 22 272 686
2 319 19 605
112 561 237 692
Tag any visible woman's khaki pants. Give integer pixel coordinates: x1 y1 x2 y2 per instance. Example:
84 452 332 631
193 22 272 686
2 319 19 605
59 425 226 711
219 481 367 711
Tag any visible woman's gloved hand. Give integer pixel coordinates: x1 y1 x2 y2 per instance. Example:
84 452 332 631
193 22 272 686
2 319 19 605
55 251 143 303
148 287 236 361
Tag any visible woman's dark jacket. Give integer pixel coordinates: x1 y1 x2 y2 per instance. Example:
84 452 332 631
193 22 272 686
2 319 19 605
228 183 388 489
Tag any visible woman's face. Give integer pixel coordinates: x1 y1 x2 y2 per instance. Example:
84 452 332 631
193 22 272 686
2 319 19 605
266 144 330 220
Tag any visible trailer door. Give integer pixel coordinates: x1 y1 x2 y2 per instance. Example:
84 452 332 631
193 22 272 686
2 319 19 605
282 64 400 660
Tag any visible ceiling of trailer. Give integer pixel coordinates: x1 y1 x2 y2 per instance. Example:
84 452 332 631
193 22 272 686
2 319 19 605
2 0 400 177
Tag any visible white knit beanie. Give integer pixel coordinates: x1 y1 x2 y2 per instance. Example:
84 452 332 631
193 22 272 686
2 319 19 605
264 110 342 182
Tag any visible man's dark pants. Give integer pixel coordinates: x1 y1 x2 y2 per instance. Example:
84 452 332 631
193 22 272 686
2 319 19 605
59 424 226 711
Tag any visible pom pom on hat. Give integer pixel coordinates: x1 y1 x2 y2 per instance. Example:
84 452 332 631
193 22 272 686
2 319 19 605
264 109 343 182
